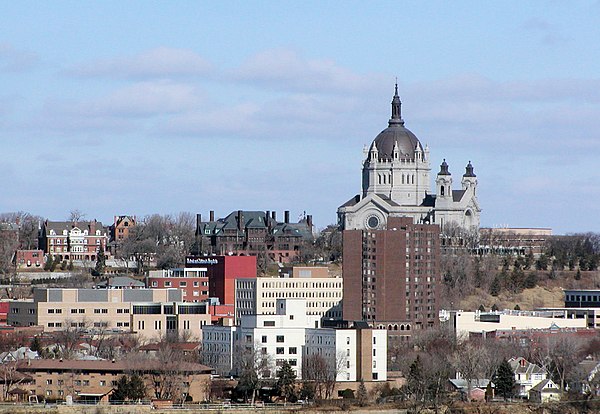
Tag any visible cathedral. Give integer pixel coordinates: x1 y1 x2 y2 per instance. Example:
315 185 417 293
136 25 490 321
338 85 481 231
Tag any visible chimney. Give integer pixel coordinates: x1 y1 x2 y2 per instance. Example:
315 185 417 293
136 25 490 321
284 211 290 224
237 210 244 230
265 211 270 227
90 220 96 233
307 215 313 228
272 211 276 221
196 214 202 234
210 210 215 222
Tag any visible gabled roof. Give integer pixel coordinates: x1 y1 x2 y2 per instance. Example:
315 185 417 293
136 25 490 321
530 378 561 393
452 190 466 202
509 357 546 376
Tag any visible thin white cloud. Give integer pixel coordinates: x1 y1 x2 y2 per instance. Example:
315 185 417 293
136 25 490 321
233 48 386 94
521 17 569 46
0 43 37 72
65 47 213 79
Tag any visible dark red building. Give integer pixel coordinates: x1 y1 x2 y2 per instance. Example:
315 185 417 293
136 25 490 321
342 216 440 335
147 255 256 305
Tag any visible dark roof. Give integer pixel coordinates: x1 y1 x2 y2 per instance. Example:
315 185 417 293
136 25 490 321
421 194 436 207
370 85 423 161
375 194 400 207
452 190 466 202
340 195 361 208
44 221 107 234
139 342 201 352
17 359 212 374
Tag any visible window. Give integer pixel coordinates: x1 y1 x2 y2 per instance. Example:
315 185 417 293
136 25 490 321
261 347 267 355
100 380 106 386
152 281 158 287
83 380 90 386
276 347 285 354
276 335 284 343
79 309 85 313
165 281 172 287
261 336 267 343
289 347 297 354
180 281 187 287
94 309 101 314
46 379 52 385
372 373 378 380
289 359 297 366
263 321 275 327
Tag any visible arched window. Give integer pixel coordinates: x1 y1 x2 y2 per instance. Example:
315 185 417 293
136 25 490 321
440 186 445 196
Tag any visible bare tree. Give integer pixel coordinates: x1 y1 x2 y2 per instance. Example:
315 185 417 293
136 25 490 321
233 343 274 404
302 351 346 400
68 210 86 222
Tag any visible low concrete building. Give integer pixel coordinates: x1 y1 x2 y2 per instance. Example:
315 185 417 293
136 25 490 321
7 288 210 341
442 309 587 339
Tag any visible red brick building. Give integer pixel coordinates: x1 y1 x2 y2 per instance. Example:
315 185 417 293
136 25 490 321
342 216 440 336
39 220 109 261
147 255 256 305
108 215 136 255
14 250 44 269
196 210 313 263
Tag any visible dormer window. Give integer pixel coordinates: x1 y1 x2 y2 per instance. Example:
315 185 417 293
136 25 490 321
96 230 101 236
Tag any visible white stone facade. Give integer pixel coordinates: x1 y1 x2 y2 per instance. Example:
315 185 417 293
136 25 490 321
203 299 387 381
338 86 481 232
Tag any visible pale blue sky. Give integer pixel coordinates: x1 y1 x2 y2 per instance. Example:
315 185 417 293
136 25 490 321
1 1 600 233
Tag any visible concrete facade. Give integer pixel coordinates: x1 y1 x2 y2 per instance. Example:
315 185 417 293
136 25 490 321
7 288 210 341
203 299 387 382
234 276 343 324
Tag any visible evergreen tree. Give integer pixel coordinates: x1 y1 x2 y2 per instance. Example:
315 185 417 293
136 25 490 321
357 379 368 406
513 304 520 311
407 356 425 402
95 244 106 275
50 255 58 272
478 304 486 312
494 359 515 400
44 255 53 271
524 272 537 289
110 374 146 402
30 336 41 353
491 304 499 312
276 360 297 402
489 276 501 296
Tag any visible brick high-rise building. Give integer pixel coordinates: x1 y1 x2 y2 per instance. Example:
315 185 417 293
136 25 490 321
342 216 440 336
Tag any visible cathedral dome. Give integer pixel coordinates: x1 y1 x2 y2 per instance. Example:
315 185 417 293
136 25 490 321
371 85 423 160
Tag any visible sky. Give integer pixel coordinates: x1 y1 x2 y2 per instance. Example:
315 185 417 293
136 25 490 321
1 1 600 234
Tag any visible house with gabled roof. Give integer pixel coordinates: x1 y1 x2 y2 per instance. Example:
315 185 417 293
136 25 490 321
529 378 562 403
509 357 547 398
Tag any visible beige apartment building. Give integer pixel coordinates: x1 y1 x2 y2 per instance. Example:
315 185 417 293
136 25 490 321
7 288 210 341
235 270 343 323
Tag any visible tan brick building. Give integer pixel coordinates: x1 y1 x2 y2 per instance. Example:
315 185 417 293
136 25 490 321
16 359 212 403
7 288 210 341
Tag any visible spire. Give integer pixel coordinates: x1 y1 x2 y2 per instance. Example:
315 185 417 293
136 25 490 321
438 159 450 175
463 161 476 177
389 81 404 127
